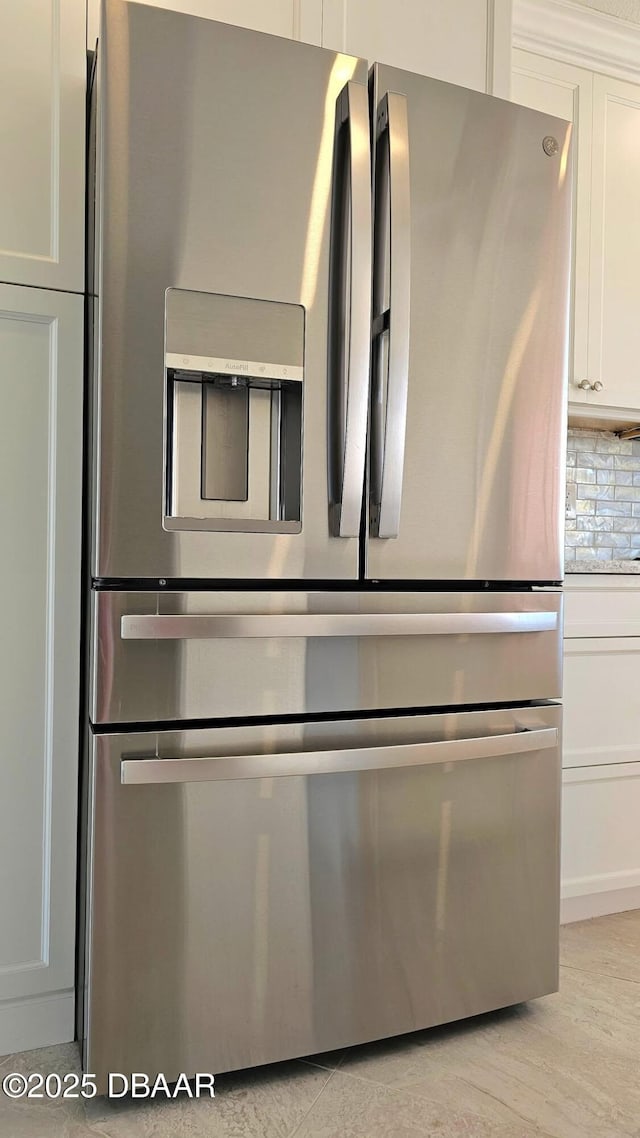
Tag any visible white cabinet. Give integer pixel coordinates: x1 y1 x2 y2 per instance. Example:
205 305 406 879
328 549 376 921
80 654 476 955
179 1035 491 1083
512 51 593 407
87 0 512 91
588 75 640 413
561 578 640 923
0 0 85 292
0 284 83 1053
87 0 323 49
513 50 640 420
564 639 640 769
322 0 512 94
562 763 640 922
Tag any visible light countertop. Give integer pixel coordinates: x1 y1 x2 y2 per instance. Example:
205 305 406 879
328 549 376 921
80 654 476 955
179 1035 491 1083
565 560 640 574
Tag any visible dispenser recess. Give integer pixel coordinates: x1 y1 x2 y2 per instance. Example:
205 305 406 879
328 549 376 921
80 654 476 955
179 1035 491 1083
165 289 304 533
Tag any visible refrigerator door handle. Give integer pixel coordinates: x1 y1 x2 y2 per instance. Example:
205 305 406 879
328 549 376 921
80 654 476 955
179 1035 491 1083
121 610 558 639
330 81 372 538
121 728 559 784
371 91 411 539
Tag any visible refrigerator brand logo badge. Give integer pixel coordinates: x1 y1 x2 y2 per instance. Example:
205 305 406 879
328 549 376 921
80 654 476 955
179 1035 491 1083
542 136 559 157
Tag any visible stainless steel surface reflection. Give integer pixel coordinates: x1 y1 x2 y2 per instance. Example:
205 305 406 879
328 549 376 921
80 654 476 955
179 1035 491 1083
85 705 561 1093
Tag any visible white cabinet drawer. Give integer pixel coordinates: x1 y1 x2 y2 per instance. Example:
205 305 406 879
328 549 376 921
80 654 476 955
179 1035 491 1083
564 578 640 638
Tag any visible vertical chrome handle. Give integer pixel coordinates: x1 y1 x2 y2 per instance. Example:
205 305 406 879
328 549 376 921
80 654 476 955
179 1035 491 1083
371 91 411 539
328 81 372 538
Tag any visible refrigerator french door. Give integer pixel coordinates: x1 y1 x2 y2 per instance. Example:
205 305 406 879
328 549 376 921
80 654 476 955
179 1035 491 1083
84 704 561 1092
91 1 572 586
91 0 370 583
367 65 572 582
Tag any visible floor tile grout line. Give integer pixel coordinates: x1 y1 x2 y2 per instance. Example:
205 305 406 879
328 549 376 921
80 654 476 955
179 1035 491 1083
290 1061 548 1138
297 1058 340 1073
288 1065 439 1138
315 1059 561 1136
301 1056 454 1100
287 1065 339 1138
454 1073 561 1138
560 961 640 986
85 1123 113 1138
298 1049 351 1074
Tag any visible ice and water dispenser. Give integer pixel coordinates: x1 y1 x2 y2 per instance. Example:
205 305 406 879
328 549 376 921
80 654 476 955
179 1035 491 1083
164 289 304 532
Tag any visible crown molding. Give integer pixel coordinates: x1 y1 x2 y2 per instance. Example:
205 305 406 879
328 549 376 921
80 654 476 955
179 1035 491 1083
513 0 640 82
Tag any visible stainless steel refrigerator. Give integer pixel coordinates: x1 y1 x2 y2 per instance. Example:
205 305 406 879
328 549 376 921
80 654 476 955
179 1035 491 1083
80 0 572 1091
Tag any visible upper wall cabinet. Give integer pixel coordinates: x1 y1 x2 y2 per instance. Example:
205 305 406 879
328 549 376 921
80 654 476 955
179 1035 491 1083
321 0 513 96
588 76 640 414
512 52 593 408
87 0 323 49
513 1 640 421
514 56 640 419
0 0 85 293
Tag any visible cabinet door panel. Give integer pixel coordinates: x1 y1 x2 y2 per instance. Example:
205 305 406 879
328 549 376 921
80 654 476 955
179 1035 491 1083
512 52 593 406
0 0 85 291
589 76 640 412
0 285 82 1051
322 0 511 95
562 763 640 904
563 638 640 769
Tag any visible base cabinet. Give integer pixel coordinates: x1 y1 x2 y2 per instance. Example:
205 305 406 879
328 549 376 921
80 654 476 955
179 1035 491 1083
562 764 640 923
562 580 640 922
0 284 83 1053
564 638 640 770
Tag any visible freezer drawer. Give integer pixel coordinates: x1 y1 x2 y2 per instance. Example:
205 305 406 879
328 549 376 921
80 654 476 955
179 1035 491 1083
82 705 561 1091
91 589 562 724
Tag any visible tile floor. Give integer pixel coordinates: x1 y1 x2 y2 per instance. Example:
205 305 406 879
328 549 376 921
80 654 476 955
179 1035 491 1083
2 910 640 1137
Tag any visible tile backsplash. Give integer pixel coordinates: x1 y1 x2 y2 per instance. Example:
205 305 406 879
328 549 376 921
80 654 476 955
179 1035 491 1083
566 428 640 565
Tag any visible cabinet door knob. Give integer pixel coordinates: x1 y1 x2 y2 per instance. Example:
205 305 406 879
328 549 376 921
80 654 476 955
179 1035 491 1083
577 380 591 390
591 381 604 392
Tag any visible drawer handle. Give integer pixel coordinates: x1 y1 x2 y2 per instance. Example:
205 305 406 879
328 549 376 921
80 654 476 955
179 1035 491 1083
121 727 559 784
120 611 558 640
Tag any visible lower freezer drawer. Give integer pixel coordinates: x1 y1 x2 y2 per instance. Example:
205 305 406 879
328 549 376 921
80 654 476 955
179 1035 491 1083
82 705 561 1090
